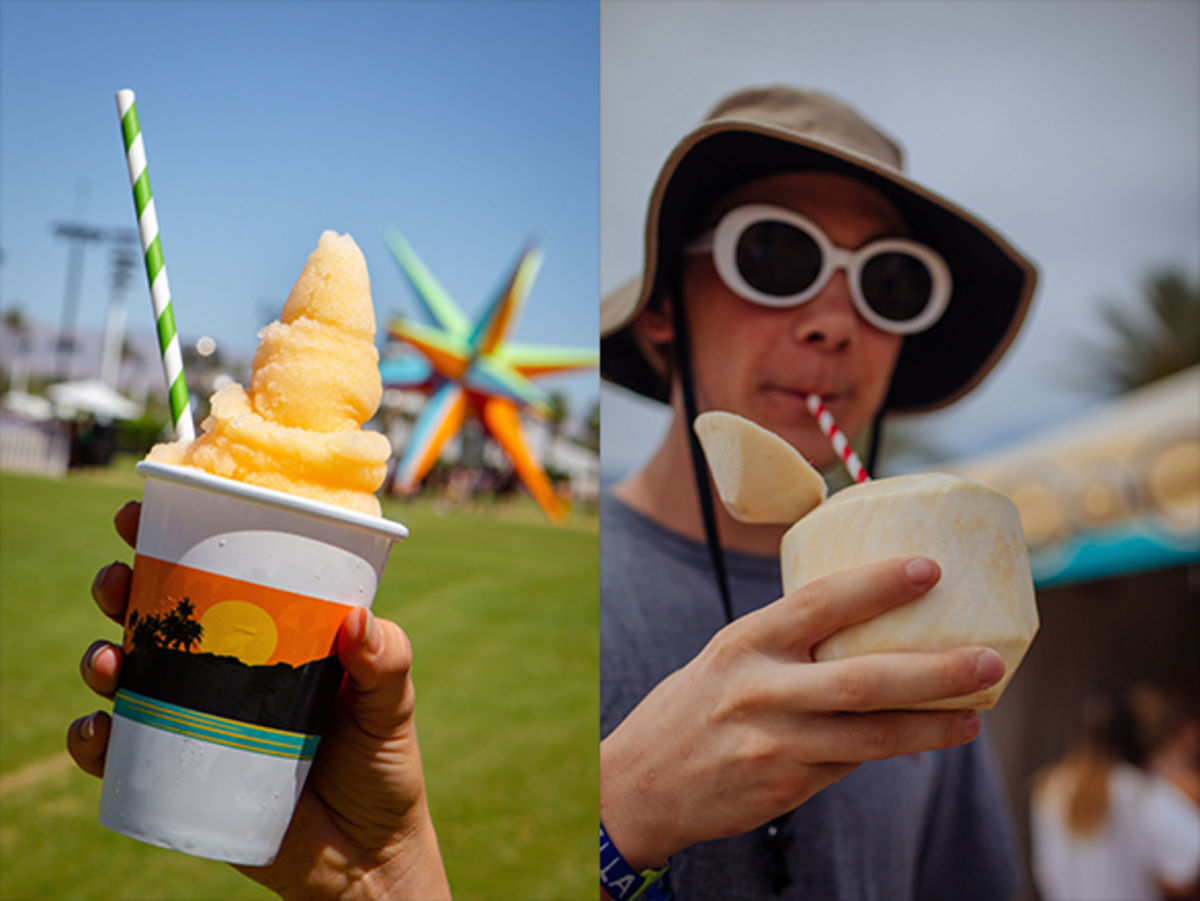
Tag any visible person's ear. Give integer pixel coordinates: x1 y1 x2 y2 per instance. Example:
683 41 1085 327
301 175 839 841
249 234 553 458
635 303 674 344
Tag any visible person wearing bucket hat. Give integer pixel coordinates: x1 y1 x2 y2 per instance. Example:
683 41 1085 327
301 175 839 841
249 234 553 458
600 87 1037 900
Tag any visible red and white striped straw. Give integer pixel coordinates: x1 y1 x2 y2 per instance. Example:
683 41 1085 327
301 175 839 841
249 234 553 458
805 394 871 483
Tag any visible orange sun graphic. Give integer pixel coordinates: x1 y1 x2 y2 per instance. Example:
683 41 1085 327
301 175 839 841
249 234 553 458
198 600 279 665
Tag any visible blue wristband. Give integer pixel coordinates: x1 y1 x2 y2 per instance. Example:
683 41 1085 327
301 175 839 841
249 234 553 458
600 823 670 901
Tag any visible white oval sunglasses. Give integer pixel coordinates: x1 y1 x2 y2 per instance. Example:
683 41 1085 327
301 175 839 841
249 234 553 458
684 203 952 335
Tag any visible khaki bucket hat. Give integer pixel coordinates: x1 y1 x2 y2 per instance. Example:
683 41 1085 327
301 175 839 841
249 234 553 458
601 86 1038 413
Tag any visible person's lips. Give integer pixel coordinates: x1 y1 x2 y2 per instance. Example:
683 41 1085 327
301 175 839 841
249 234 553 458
764 383 848 406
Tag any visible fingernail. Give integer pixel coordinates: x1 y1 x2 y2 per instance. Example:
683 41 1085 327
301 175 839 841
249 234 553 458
963 712 981 740
975 650 1004 687
364 610 382 654
82 713 97 741
90 564 113 600
905 557 936 584
83 640 107 671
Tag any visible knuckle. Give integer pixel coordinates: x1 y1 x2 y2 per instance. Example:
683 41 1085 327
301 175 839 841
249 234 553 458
829 665 874 709
795 579 834 620
732 727 784 770
710 674 772 725
862 725 898 759
703 620 755 674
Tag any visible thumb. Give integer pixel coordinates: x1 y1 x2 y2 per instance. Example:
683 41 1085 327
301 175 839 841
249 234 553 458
336 607 416 738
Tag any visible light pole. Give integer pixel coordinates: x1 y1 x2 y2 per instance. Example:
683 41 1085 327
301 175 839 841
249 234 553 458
53 221 103 379
100 233 139 388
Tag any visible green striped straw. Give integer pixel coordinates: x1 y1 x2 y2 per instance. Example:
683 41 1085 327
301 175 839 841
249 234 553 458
115 89 194 441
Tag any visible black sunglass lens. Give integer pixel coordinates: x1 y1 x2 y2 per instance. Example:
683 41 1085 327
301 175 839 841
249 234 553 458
735 221 822 297
861 252 933 322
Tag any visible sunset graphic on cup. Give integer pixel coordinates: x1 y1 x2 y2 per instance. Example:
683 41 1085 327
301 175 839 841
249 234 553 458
99 460 409 867
117 555 354 740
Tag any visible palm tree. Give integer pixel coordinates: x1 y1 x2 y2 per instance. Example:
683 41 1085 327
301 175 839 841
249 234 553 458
3 307 28 342
1079 268 1200 394
161 598 203 651
3 306 32 392
174 598 203 651
129 610 164 651
585 398 600 453
160 610 185 651
181 618 204 653
546 390 569 450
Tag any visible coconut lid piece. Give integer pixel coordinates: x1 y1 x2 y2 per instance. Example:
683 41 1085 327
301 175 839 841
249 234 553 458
694 411 827 523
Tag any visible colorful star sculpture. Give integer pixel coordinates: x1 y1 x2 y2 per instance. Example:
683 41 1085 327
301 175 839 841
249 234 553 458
379 229 598 521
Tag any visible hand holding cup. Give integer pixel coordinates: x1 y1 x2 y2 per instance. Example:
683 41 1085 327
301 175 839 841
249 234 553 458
69 501 451 901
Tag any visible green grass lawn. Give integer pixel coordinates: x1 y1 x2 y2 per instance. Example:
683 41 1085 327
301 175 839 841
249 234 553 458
0 466 598 900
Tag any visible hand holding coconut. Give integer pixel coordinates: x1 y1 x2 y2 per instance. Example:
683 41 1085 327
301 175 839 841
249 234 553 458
696 410 1039 710
603 410 1038 872
601 548 1007 871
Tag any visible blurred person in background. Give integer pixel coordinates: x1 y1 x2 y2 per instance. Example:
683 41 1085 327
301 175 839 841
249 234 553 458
1130 681 1200 808
1031 687 1200 901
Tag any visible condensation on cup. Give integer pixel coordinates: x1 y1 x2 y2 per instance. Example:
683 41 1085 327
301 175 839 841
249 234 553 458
98 460 409 865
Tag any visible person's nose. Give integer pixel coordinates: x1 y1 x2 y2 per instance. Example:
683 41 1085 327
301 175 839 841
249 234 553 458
791 269 858 351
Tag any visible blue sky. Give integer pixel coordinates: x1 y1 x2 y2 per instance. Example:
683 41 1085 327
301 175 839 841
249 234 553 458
0 0 599 418
4 0 1197 473
599 0 1200 478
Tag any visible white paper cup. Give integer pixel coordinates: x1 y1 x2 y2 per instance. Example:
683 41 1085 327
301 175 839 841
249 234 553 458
99 461 408 865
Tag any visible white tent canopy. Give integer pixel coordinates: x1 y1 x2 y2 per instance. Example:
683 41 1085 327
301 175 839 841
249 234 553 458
47 379 144 421
1 390 55 421
953 366 1200 586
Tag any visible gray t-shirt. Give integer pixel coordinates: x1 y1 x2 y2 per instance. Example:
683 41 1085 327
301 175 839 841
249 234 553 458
601 495 1022 900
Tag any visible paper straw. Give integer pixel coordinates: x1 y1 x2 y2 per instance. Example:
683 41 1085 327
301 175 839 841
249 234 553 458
115 89 194 441
805 394 871 483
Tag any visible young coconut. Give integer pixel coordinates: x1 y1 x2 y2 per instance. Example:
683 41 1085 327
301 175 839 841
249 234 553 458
781 473 1038 710
693 410 1039 711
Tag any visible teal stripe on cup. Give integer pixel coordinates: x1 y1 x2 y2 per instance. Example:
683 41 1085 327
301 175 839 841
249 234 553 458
114 689 322 761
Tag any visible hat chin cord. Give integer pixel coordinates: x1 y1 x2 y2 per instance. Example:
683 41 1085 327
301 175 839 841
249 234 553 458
669 274 735 625
669 270 795 893
669 264 892 892
866 406 887 475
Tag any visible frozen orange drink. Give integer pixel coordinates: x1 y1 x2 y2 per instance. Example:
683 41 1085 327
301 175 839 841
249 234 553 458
100 232 407 865
146 231 391 515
